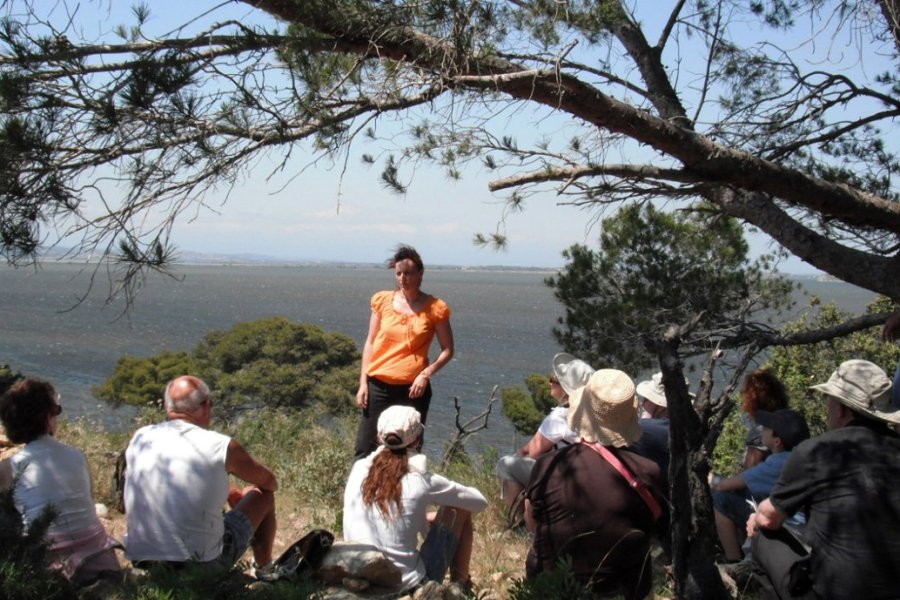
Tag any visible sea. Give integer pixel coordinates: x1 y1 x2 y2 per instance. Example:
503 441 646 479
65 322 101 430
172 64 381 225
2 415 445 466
0 261 878 456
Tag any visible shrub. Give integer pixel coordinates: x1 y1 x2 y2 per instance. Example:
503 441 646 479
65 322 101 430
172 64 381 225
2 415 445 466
501 373 555 437
0 485 75 600
93 317 360 412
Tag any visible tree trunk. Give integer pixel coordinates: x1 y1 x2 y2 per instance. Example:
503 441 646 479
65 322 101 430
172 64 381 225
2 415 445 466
659 336 729 599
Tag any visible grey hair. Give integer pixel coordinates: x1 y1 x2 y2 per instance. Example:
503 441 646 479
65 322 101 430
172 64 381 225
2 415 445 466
163 376 210 413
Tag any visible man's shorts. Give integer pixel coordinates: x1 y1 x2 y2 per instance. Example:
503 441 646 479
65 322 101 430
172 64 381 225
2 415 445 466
132 508 254 572
494 454 536 487
209 508 254 569
419 522 460 582
713 489 755 528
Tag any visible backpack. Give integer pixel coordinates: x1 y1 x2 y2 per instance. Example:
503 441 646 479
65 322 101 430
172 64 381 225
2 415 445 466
257 529 335 582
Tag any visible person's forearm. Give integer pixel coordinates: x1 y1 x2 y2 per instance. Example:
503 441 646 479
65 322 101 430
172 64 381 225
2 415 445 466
423 347 453 378
251 468 278 492
710 473 746 493
748 498 786 537
358 342 373 386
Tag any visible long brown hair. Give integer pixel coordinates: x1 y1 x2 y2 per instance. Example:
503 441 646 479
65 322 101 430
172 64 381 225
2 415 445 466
741 369 789 419
362 435 410 519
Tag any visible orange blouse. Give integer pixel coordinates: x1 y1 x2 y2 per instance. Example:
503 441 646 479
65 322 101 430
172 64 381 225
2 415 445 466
367 290 451 385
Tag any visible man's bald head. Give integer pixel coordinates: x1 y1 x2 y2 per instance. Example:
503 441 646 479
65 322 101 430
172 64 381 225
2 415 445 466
164 375 210 415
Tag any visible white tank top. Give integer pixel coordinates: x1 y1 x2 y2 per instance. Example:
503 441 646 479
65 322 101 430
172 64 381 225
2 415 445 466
124 419 230 562
11 435 100 533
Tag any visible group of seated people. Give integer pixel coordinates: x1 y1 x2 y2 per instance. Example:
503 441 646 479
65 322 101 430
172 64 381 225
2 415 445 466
3 339 900 598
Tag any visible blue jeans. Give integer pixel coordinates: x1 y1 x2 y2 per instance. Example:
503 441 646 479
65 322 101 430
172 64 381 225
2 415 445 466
419 522 460 584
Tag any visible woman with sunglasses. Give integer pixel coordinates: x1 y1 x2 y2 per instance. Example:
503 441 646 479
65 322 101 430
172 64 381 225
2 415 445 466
494 353 594 526
0 378 120 584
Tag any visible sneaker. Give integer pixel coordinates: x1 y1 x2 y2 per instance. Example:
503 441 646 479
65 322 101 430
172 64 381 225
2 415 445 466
252 562 279 582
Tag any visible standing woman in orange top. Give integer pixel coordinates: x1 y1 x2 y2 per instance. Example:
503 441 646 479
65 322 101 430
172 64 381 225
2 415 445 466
354 244 455 459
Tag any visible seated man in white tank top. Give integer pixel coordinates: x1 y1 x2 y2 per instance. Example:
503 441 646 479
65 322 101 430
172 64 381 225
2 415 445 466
124 375 278 571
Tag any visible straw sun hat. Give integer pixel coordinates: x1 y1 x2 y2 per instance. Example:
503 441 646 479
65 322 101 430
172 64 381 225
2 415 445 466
567 369 641 447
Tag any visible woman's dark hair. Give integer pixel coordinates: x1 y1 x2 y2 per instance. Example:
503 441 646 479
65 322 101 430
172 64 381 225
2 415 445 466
362 439 410 519
0 378 56 444
387 244 423 271
741 369 789 420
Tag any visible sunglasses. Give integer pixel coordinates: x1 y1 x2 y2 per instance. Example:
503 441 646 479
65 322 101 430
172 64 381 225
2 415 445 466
549 377 560 385
49 403 63 417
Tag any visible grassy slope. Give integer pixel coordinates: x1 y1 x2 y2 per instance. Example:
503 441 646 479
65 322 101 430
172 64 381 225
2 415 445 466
55 407 535 599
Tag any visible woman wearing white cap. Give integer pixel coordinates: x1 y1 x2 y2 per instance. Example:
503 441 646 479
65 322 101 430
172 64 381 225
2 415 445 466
343 405 487 593
494 353 594 525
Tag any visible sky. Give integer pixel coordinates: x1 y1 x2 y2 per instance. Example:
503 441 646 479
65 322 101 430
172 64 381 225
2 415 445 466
27 0 862 273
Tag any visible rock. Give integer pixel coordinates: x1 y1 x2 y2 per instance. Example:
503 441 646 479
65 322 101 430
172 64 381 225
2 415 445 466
412 580 443 600
95 503 109 518
318 541 402 589
342 577 370 592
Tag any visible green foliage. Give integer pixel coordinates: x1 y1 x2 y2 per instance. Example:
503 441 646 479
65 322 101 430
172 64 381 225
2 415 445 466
231 406 355 528
118 560 254 600
0 363 23 394
94 317 359 411
0 485 75 599
94 351 198 408
710 409 751 477
507 556 596 600
546 203 793 374
501 373 555 436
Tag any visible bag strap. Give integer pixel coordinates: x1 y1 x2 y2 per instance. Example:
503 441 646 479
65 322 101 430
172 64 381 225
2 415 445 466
582 441 662 520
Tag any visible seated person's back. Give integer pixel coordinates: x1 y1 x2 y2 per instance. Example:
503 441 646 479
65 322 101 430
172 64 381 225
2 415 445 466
525 369 665 600
125 375 278 571
125 418 231 560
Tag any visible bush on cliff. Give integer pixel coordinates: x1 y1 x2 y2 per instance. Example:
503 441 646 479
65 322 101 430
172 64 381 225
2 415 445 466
93 317 359 412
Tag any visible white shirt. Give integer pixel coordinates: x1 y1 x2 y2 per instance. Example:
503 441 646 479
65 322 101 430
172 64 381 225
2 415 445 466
11 435 99 533
124 419 230 562
342 449 487 589
538 405 578 448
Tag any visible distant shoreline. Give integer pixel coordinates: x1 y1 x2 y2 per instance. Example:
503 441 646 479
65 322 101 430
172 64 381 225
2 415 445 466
26 248 830 278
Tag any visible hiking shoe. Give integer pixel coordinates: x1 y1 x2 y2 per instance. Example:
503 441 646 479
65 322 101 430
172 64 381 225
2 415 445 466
252 562 280 582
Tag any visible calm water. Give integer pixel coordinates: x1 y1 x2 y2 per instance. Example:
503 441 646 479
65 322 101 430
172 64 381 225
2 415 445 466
0 263 567 454
0 262 876 455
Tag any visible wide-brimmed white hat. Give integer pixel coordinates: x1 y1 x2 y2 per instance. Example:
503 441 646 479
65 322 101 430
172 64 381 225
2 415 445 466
810 359 899 424
377 405 425 449
567 369 641 447
635 372 693 408
636 372 667 407
552 353 595 397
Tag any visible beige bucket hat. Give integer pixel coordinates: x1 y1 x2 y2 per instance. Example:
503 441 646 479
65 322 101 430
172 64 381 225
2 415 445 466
810 359 899 425
567 369 641 447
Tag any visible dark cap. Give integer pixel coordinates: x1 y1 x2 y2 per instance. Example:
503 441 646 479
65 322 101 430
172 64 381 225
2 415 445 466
755 409 810 450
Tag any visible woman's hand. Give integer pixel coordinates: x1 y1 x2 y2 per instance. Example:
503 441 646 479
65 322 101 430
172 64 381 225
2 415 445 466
356 384 369 409
883 311 900 342
408 372 429 399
